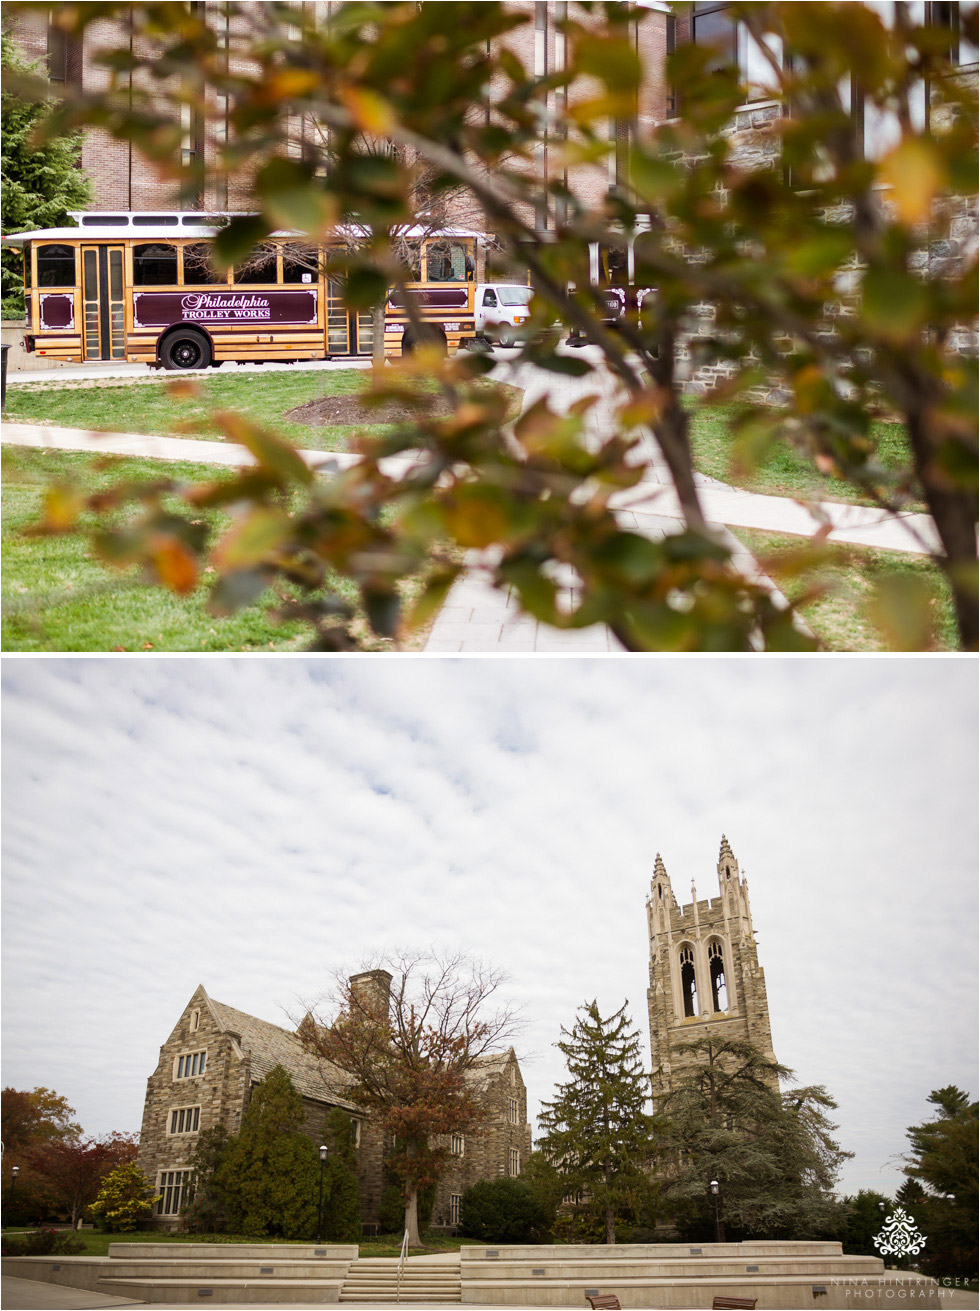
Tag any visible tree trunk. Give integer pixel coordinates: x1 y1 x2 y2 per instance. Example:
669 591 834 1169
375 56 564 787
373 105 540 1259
403 1184 422 1248
371 300 386 378
604 1161 615 1244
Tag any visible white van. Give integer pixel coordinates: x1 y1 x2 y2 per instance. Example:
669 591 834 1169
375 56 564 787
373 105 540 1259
474 283 533 346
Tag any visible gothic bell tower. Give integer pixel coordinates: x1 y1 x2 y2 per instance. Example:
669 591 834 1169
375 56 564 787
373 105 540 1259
646 836 777 1097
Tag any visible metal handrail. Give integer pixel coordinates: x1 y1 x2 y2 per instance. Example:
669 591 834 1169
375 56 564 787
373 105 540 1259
395 1227 410 1303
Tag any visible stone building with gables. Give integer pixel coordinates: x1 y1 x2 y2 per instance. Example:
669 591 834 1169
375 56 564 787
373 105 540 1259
136 972 532 1232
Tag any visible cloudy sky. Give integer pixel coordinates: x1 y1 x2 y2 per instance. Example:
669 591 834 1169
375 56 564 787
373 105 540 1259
2 656 976 1197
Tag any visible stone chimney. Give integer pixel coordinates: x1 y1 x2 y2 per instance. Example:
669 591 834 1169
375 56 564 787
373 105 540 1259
349 969 393 1018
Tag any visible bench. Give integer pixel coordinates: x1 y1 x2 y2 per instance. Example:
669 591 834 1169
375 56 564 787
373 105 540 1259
712 1298 758 1310
586 1297 621 1310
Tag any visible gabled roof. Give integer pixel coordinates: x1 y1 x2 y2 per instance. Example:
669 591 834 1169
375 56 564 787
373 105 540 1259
208 994 359 1112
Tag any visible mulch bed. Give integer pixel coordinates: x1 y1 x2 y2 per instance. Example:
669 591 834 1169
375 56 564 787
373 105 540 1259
285 394 454 427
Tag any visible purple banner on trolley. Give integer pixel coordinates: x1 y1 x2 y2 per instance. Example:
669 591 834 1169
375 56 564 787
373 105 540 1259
133 289 319 329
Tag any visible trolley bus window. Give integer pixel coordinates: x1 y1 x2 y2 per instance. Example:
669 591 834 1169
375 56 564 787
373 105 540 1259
425 240 474 283
234 247 278 284
281 246 317 284
598 244 628 286
36 244 75 287
182 243 223 286
133 243 178 286
398 240 422 282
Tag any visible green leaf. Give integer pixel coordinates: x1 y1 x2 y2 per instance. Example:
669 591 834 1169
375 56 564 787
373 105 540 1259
212 215 272 272
213 508 294 570
208 568 270 617
861 269 929 343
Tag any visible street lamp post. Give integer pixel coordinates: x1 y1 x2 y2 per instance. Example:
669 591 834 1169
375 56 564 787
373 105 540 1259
316 1145 328 1244
709 1179 725 1244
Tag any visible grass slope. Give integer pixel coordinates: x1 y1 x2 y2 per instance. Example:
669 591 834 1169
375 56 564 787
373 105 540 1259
4 369 523 452
734 527 957 651
2 448 434 653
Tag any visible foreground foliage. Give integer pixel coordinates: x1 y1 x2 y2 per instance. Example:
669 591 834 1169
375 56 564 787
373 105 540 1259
9 1 974 649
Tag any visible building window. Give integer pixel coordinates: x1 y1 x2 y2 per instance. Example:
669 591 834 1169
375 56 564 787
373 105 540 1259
708 940 728 1013
690 3 783 102
450 1133 465 1157
188 1009 200 1032
174 1050 207 1079
508 1148 520 1177
508 1097 520 1125
680 944 698 1018
47 19 67 83
450 1193 462 1226
168 1106 201 1135
157 1169 193 1216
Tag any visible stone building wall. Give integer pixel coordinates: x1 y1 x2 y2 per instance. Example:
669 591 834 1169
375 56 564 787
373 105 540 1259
136 983 532 1232
430 1048 534 1230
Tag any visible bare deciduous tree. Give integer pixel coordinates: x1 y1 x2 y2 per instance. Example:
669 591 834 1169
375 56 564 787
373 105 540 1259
299 950 522 1246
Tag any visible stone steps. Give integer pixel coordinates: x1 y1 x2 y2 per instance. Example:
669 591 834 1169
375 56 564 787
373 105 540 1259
340 1256 461 1303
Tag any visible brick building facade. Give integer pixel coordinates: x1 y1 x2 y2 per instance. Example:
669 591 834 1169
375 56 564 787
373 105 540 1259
646 836 778 1099
135 975 532 1232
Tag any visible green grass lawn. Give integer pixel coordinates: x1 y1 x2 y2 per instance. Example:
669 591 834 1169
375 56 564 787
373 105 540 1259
3 369 523 452
733 528 957 651
1 448 436 653
689 404 921 510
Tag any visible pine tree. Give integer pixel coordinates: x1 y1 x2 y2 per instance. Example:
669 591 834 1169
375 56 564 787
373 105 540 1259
902 1086 978 1279
657 1036 850 1239
322 1109 362 1242
0 31 92 315
538 1000 656 1244
217 1066 320 1239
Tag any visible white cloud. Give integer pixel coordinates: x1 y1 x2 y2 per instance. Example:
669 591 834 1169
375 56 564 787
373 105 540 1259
1 655 976 1196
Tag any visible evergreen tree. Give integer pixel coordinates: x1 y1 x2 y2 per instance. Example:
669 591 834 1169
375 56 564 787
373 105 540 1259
658 1036 850 1240
181 1125 231 1233
902 1086 978 1279
538 1000 656 1244
216 1066 320 1239
322 1109 362 1242
0 31 91 315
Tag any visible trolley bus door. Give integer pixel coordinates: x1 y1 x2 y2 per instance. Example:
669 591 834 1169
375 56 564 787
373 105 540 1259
81 245 126 362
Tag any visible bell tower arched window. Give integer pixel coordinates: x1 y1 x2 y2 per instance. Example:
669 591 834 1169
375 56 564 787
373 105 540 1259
680 945 698 1017
708 940 728 1012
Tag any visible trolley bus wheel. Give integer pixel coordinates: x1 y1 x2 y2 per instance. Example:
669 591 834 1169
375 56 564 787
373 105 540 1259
401 330 447 358
160 330 212 371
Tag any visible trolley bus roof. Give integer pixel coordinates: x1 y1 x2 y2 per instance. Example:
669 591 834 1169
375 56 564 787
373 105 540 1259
2 213 486 246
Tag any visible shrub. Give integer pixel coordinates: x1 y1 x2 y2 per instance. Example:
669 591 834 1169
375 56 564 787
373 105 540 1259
378 1182 404 1234
322 1110 361 1242
1 1227 85 1257
90 1163 158 1232
460 1178 550 1243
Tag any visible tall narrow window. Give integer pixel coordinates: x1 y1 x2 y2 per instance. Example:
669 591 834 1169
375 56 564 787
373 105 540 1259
47 19 67 83
666 14 677 117
680 945 698 1018
708 940 728 1012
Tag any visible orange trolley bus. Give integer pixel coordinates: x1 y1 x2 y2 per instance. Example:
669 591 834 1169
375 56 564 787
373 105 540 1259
4 211 483 369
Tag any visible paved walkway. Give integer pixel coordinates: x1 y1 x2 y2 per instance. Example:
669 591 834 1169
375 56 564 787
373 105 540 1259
3 1274 976 1311
5 357 373 388
1 347 940 653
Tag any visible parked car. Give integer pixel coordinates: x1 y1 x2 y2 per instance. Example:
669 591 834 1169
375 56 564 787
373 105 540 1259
474 283 533 346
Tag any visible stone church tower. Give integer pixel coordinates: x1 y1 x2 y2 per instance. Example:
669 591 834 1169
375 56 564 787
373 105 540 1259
646 836 778 1098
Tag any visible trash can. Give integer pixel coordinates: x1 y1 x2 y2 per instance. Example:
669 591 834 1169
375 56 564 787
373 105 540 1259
0 343 9 411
